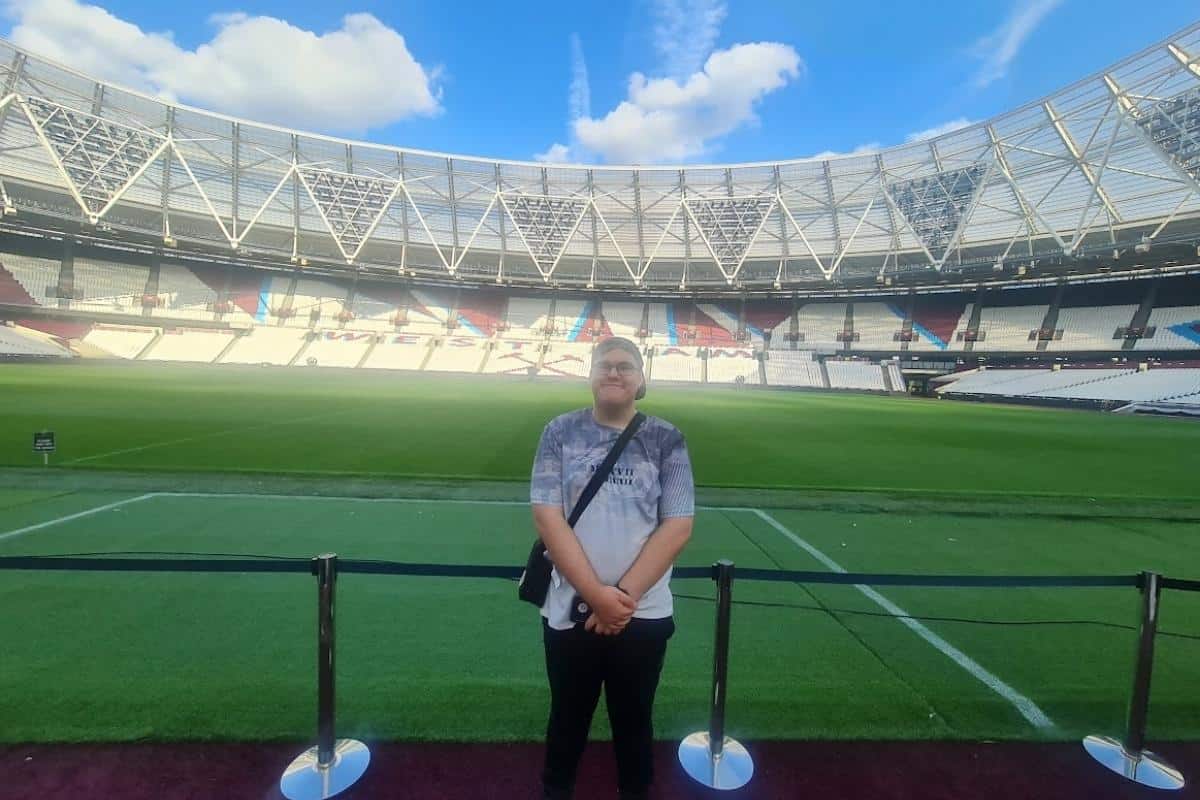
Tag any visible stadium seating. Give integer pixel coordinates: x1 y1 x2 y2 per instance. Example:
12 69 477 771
794 303 846 350
300 331 375 369
1 254 59 306
936 369 1049 395
705 347 760 385
71 258 148 314
975 305 1048 349
743 301 792 344
406 290 454 335
602 301 645 339
909 296 970 351
143 329 236 363
967 368 1135 397
539 342 592 378
360 333 432 371
886 362 905 392
425 336 488 373
155 264 219 322
287 278 349 328
853 302 904 349
1047 305 1137 350
1138 306 1200 350
0 323 71 357
219 326 308 365
763 351 824 387
649 346 703 383
826 360 886 391
644 303 670 343
1034 369 1200 402
504 297 552 338
347 283 408 332
455 291 507 337
483 340 541 374
550 299 589 340
696 304 744 343
82 325 158 359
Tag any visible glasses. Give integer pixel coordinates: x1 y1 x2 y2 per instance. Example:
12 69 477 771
592 362 639 377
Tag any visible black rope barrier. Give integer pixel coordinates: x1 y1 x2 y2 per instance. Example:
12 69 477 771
2 555 1198 593
672 593 1200 642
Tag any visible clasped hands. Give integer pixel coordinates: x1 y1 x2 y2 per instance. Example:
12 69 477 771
583 585 636 636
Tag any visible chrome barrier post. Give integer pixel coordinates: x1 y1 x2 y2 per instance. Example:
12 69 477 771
678 559 754 790
1083 571 1184 791
280 554 371 800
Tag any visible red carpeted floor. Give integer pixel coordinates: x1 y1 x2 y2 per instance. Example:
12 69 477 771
1 740 1195 799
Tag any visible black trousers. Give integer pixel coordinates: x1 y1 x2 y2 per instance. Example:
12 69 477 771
542 616 675 799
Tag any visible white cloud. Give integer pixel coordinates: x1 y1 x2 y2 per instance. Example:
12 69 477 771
568 32 591 123
905 117 975 143
574 41 801 164
652 0 727 80
534 143 571 163
806 142 881 160
4 0 442 134
970 0 1063 88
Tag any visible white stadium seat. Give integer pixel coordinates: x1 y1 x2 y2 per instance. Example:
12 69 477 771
144 329 236 363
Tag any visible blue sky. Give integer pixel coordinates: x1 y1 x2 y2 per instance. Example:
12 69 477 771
4 0 1198 165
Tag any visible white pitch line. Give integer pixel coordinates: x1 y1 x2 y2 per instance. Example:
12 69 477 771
66 410 354 464
0 494 156 542
750 508 1055 731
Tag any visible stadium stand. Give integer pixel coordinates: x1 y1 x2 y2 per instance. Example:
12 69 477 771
603 301 646 340
143 329 236 363
886 362 905 392
300 331 375 369
696 304 745 343
483 340 541 374
966 368 1136 397
504 297 552 339
455 291 507 338
82 324 158 359
794 303 846 351
0 262 39 305
671 304 737 346
156 264 220 322
1139 307 1200 350
743 301 792 344
219 326 308 365
550 299 589 340
853 302 904 349
826 360 886 391
909 295 970 351
539 342 592 378
763 350 824 387
425 336 488 373
1048 305 1138 350
406 290 453 335
288 278 349 328
71 258 148 315
705 347 760 385
360 333 431 371
347 283 408 332
976 305 1048 349
1034 369 1200 402
649 346 703 383
644 303 670 344
0 323 71 357
1 254 59 306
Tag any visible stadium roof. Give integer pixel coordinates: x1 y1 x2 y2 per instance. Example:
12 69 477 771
0 23 1199 292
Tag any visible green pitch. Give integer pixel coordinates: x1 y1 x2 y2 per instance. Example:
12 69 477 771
0 362 1197 744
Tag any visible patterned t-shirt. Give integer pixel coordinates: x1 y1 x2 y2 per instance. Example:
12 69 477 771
530 408 695 630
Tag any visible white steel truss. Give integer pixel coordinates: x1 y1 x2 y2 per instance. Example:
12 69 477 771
885 163 988 262
22 96 169 222
296 166 401 262
683 195 776 283
498 194 589 279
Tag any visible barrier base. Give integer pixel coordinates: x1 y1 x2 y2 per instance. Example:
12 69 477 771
280 739 371 800
1083 735 1184 791
678 731 753 790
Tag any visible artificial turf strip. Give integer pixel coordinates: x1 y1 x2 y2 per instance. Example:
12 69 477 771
0 492 1196 743
3 362 1200 499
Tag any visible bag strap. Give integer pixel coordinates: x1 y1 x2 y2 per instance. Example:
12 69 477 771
566 412 645 527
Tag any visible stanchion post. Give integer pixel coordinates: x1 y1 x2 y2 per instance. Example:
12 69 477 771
678 559 754 791
1082 571 1184 791
280 553 371 800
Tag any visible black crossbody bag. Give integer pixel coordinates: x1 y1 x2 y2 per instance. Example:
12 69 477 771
518 412 646 607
